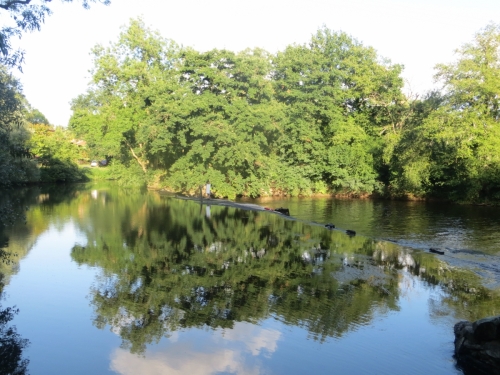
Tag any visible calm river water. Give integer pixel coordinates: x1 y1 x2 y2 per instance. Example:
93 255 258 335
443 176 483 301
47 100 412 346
1 183 499 375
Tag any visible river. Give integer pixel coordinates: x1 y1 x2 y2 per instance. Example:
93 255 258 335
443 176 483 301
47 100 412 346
0 183 499 374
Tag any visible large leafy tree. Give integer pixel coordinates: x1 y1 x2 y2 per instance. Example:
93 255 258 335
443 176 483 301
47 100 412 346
389 24 500 201
0 0 110 68
0 65 24 131
71 19 284 197
149 47 284 198
0 66 39 185
1 65 85 185
70 18 180 183
435 23 500 120
273 27 404 195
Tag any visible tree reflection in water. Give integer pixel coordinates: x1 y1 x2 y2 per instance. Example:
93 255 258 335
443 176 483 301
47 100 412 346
3 184 498 361
0 193 31 375
67 189 499 355
0 282 29 375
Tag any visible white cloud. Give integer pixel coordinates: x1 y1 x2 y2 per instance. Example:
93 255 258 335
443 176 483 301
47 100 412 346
110 345 260 375
110 321 281 375
219 322 281 356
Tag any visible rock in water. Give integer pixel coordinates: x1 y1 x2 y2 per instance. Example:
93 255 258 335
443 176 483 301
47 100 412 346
430 248 445 255
454 316 500 374
274 207 290 216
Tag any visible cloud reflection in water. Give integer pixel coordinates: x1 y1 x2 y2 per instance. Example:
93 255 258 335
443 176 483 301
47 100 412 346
110 322 280 375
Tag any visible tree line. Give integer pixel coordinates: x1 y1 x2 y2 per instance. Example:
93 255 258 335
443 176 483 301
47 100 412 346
0 67 88 186
1 17 499 202
68 19 500 202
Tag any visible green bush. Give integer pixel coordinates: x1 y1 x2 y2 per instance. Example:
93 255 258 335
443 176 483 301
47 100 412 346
39 157 88 183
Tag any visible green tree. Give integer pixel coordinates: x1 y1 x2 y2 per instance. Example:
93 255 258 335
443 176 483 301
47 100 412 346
0 66 39 185
149 47 284 198
70 18 180 186
1 67 85 185
272 27 404 195
26 106 49 125
29 124 88 182
388 24 500 201
71 19 284 197
435 23 500 121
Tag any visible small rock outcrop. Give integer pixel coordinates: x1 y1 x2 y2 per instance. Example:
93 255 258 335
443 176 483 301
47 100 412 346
454 316 500 375
274 207 290 216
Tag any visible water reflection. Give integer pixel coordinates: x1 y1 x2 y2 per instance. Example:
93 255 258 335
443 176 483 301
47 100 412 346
69 195 402 352
1 184 500 374
0 304 29 375
244 197 500 256
110 322 278 375
0 272 29 375
63 187 498 353
111 346 258 375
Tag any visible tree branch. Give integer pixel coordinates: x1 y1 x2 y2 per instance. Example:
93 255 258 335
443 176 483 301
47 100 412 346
0 1 36 11
125 140 148 174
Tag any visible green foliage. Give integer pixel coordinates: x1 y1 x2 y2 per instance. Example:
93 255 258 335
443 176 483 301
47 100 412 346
29 124 89 183
38 157 86 183
0 66 24 130
26 107 49 125
70 18 180 185
70 20 405 197
389 24 500 202
68 19 500 202
435 23 500 120
272 28 404 195
153 47 284 198
0 66 40 186
0 65 89 186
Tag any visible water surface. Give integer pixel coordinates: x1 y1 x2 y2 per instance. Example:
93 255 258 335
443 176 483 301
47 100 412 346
1 184 499 374
244 196 500 287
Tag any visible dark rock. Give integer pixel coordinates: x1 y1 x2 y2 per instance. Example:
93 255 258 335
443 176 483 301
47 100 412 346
274 207 290 216
325 223 335 229
346 229 356 236
474 317 499 341
430 248 445 255
454 316 500 375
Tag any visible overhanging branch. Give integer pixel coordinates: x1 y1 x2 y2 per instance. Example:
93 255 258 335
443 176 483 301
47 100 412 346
0 1 36 11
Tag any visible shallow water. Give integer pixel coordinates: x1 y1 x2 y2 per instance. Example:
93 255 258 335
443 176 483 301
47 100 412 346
241 197 500 255
1 184 499 374
243 197 500 288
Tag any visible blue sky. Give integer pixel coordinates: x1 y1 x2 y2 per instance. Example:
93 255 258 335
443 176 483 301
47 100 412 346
11 0 500 126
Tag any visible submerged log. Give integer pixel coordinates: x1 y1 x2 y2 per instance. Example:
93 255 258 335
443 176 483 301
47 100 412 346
454 316 500 375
